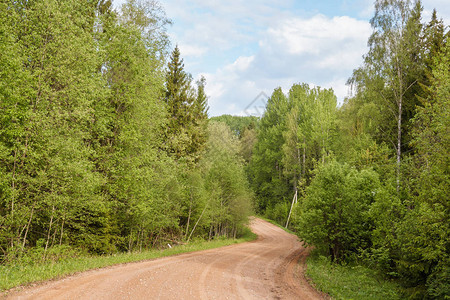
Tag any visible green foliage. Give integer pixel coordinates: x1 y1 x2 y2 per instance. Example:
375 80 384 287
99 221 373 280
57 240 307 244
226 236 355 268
164 46 208 164
201 122 254 239
249 84 337 220
96 6 177 252
1 0 448 298
361 33 450 300
0 0 253 268
295 2 448 298
349 0 429 192
249 88 291 213
264 202 289 226
398 40 449 298
239 124 258 164
0 0 116 258
296 160 380 262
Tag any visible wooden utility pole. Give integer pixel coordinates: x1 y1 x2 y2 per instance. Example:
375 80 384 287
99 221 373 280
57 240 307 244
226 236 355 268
285 190 298 228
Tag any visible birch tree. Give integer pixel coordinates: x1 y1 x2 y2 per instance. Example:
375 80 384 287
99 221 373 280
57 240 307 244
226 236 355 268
350 0 425 190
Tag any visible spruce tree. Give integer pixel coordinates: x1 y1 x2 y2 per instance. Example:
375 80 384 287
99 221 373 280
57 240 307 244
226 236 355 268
190 76 209 160
419 9 446 103
164 46 208 164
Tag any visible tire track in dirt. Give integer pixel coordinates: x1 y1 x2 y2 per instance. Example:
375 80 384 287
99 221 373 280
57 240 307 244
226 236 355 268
3 218 325 300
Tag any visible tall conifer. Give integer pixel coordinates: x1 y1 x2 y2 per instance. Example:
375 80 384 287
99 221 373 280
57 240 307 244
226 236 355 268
164 46 208 164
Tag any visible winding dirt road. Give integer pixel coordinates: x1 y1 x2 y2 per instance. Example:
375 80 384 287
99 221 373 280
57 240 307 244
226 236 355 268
4 218 324 299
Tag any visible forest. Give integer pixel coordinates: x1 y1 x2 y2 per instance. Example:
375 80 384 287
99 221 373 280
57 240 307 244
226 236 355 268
245 1 449 298
0 0 449 298
0 0 252 263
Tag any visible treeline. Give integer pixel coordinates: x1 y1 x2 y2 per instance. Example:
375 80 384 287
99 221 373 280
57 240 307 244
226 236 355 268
210 115 258 164
0 0 252 263
248 1 448 298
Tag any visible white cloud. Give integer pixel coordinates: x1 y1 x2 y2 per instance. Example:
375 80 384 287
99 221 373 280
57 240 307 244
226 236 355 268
262 15 371 70
267 15 368 55
200 73 225 100
225 56 255 73
163 0 279 53
202 14 371 115
200 57 262 116
113 0 450 116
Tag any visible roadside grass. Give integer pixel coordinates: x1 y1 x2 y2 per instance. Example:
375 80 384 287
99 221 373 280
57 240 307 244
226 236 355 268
0 227 257 292
258 216 403 299
306 251 403 300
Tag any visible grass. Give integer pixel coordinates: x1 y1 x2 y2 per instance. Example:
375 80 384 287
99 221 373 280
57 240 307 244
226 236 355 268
305 251 403 300
258 216 403 299
0 227 257 292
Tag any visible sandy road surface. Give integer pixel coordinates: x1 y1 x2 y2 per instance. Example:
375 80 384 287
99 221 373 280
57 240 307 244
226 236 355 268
4 218 324 300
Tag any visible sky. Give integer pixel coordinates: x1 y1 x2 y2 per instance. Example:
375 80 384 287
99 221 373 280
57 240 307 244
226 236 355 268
114 0 450 117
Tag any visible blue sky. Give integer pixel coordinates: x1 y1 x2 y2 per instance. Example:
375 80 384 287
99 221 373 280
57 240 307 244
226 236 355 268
114 0 450 116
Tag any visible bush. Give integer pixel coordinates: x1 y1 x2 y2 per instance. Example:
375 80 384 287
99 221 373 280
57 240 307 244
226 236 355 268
295 160 380 262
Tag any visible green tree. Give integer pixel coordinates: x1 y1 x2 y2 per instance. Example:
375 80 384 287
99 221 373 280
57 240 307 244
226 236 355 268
350 0 425 191
239 121 258 164
208 115 258 163
0 0 34 256
119 0 171 58
0 0 117 258
202 122 253 239
402 41 449 298
164 46 208 164
96 0 177 252
249 88 290 217
420 9 446 103
296 160 381 262
335 96 392 176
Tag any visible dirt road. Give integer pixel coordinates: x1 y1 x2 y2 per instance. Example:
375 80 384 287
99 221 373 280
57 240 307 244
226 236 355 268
5 218 324 299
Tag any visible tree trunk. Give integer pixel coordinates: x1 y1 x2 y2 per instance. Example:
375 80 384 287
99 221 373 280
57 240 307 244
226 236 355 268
397 98 402 192
208 225 213 241
396 66 403 193
59 217 65 246
302 138 306 177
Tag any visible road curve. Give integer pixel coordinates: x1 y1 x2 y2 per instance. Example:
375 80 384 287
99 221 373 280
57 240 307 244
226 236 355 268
4 218 324 300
